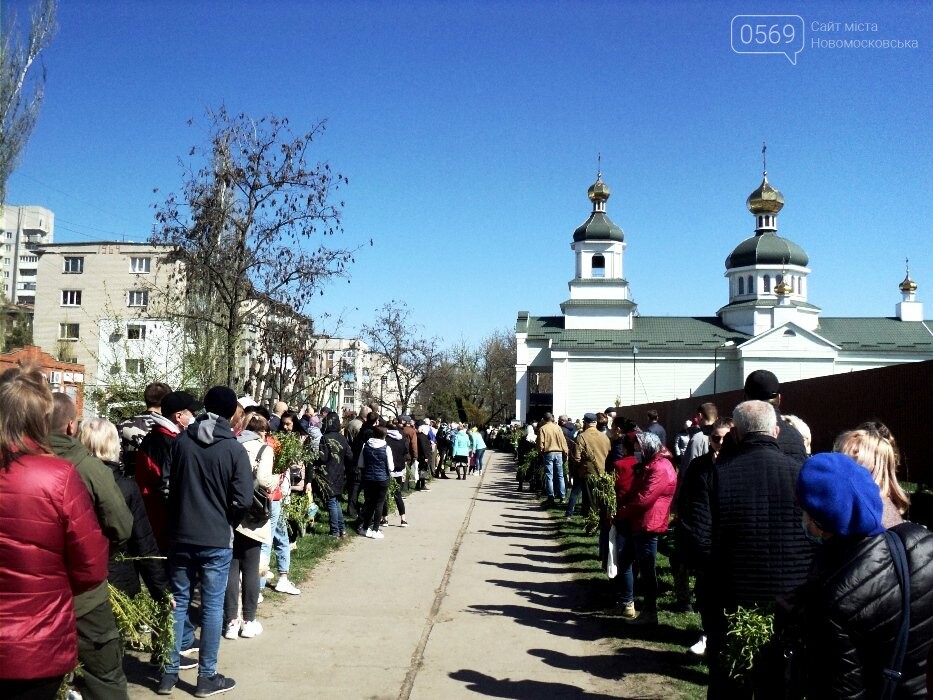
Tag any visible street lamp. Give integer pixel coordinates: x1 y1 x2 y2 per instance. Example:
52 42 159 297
713 340 736 395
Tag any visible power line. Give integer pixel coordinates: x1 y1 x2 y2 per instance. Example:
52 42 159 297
9 171 144 226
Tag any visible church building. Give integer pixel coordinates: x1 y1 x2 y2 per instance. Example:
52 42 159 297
515 166 932 421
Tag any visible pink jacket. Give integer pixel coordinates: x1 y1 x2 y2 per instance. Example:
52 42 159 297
615 455 677 533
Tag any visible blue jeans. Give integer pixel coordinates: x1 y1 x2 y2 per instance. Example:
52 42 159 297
166 545 233 677
474 448 486 472
618 531 659 610
542 452 566 499
326 495 345 535
260 498 290 583
565 480 582 516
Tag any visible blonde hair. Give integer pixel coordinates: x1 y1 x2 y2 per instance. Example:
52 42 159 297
0 364 53 469
781 414 811 455
834 425 909 514
79 417 121 463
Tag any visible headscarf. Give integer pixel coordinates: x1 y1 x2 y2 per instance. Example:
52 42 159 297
636 430 668 464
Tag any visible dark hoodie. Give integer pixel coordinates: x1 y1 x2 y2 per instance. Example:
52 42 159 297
317 412 353 497
163 413 253 549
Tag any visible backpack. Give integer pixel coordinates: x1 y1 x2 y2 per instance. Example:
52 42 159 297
247 444 271 524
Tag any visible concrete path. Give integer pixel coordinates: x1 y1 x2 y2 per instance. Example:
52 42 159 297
128 451 673 699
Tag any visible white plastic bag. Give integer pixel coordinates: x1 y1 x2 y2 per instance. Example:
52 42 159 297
606 524 618 579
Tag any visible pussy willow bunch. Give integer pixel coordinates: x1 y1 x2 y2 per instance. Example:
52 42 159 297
724 605 775 679
583 472 617 535
109 584 175 668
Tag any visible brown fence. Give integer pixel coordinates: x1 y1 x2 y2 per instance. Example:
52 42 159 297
627 359 933 489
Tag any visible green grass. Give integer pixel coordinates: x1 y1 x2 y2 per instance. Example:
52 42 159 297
550 503 708 700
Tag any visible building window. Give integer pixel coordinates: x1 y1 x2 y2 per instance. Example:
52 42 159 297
763 275 771 293
3 258 8 265
61 290 82 306
127 290 149 307
5 232 10 239
4 244 10 252
746 275 753 293
63 257 85 274
591 254 605 278
738 277 745 295
127 324 147 340
125 359 145 374
2 271 7 279
59 323 80 340
130 257 151 274
19 255 37 263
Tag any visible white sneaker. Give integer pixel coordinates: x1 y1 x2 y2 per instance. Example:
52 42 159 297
223 620 240 640
264 571 276 587
275 578 301 595
364 528 376 538
370 529 385 540
257 593 263 604
688 635 707 656
239 620 263 638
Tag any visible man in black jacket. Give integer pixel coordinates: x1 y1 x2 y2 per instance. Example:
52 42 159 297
158 387 252 698
702 400 816 700
743 369 807 463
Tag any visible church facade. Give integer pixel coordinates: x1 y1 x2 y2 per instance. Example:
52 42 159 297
515 169 931 421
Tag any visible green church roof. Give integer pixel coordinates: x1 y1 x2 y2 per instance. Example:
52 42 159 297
726 232 808 269
572 211 624 243
516 314 933 353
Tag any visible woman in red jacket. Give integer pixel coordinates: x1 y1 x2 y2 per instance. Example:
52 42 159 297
0 366 109 699
614 430 677 625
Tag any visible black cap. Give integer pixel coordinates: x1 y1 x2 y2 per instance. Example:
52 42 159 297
161 391 202 418
583 412 598 423
744 370 780 400
203 386 238 419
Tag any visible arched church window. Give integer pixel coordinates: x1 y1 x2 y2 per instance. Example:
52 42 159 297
738 277 745 295
592 254 605 278
764 275 771 292
747 275 753 293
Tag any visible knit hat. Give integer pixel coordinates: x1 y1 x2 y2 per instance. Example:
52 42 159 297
161 391 202 418
744 370 780 400
797 452 884 537
203 386 238 419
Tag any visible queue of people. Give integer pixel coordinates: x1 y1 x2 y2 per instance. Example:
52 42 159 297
514 369 933 700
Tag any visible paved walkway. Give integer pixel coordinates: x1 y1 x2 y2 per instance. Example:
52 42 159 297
128 451 674 699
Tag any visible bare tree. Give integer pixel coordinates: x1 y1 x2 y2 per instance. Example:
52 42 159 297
152 106 356 386
0 0 57 204
360 300 442 417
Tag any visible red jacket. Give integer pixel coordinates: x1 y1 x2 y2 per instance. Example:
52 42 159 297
135 423 176 551
0 453 109 680
615 454 677 533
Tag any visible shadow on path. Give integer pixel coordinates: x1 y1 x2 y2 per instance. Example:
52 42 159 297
449 669 625 699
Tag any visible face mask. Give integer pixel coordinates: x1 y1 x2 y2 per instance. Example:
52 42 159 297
802 521 823 545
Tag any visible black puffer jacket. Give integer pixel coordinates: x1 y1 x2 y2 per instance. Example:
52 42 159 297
800 522 933 699
708 434 816 609
105 461 168 599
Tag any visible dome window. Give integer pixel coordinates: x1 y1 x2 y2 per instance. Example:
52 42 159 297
591 254 605 278
764 275 771 293
783 329 797 337
738 276 745 295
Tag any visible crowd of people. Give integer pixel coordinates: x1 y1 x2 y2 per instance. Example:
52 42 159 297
515 369 933 699
1 361 931 699
0 368 497 699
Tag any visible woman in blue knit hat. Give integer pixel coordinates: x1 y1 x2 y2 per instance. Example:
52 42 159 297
792 452 933 699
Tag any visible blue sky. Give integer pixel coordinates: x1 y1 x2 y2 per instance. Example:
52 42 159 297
5 0 931 347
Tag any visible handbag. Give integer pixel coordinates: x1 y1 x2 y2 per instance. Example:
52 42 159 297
247 445 271 523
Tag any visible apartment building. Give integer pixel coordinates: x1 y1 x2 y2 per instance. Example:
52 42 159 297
1 205 54 304
33 241 184 397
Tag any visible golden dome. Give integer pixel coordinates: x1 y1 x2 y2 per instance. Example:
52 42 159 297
587 175 610 203
774 278 792 296
746 174 785 214
899 274 918 293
